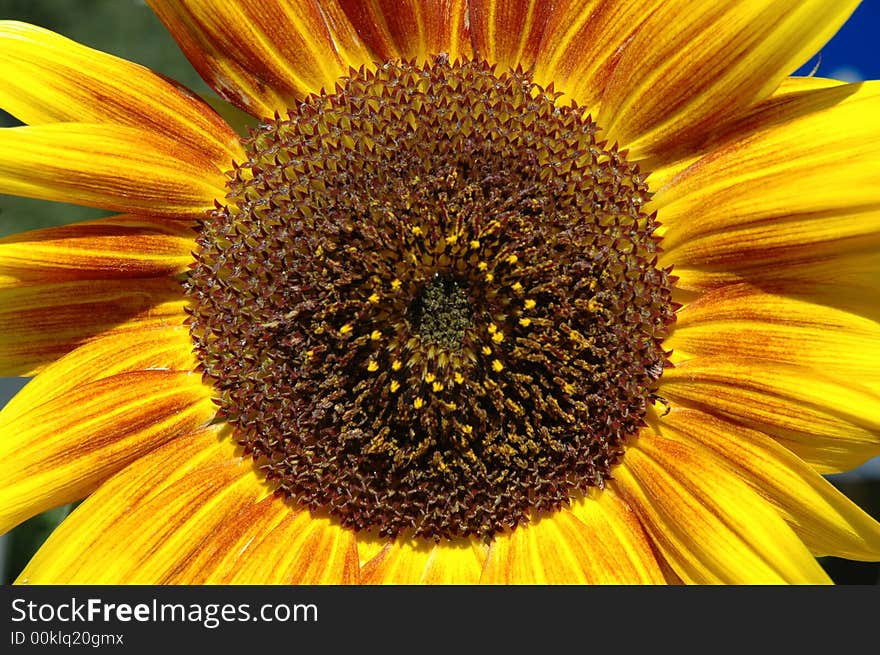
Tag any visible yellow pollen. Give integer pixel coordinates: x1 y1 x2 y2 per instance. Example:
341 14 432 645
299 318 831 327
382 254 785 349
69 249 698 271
370 330 382 340
519 317 531 327
492 359 504 372
469 240 480 249
563 382 575 394
454 372 464 384
492 331 504 343
414 397 424 409
340 323 353 335
392 359 402 371
487 323 498 334
485 273 494 282
524 299 536 310
367 360 379 372
462 424 473 435
368 292 380 304
445 233 458 245
511 282 523 293
588 299 602 312
425 372 436 383
390 380 400 392
432 381 444 392
478 261 488 271
391 278 402 290
506 254 518 265
481 346 492 356
411 226 423 236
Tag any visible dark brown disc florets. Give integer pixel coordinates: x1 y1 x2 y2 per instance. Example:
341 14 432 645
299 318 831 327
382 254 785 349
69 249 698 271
186 58 676 540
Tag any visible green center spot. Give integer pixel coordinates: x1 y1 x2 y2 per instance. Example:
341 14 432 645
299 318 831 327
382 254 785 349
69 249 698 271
409 275 472 348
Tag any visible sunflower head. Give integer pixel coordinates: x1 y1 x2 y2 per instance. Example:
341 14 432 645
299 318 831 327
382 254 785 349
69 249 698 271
186 57 676 540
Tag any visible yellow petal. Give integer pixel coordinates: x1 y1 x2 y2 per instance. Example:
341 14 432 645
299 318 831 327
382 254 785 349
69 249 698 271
675 75 848 159
0 367 216 534
109 469 264 584
530 0 653 110
667 284 880 393
167 494 289 582
481 513 586 584
670 248 880 330
147 0 380 117
0 21 242 166
771 75 848 95
218 510 358 584
644 76 848 191
0 123 227 218
355 531 393 567
16 428 264 584
659 357 880 474
481 500 664 584
0 276 187 376
468 1 544 71
338 0 471 66
175 498 359 584
461 1 549 73
566 487 667 584
600 0 859 158
0 215 194 281
0 324 198 426
659 407 880 561
612 435 831 584
360 538 484 584
655 82 880 267
16 427 225 583
783 252 880 324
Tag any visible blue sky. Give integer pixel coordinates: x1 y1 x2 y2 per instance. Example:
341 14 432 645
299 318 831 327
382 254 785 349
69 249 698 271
794 0 880 80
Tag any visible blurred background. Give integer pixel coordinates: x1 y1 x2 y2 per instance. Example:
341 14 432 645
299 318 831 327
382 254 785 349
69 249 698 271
0 0 878 583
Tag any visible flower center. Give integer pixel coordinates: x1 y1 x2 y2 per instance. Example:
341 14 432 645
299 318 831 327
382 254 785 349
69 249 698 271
408 274 472 349
186 57 676 541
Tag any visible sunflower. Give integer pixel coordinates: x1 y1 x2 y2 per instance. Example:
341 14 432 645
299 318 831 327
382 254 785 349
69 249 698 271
1 0 879 585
